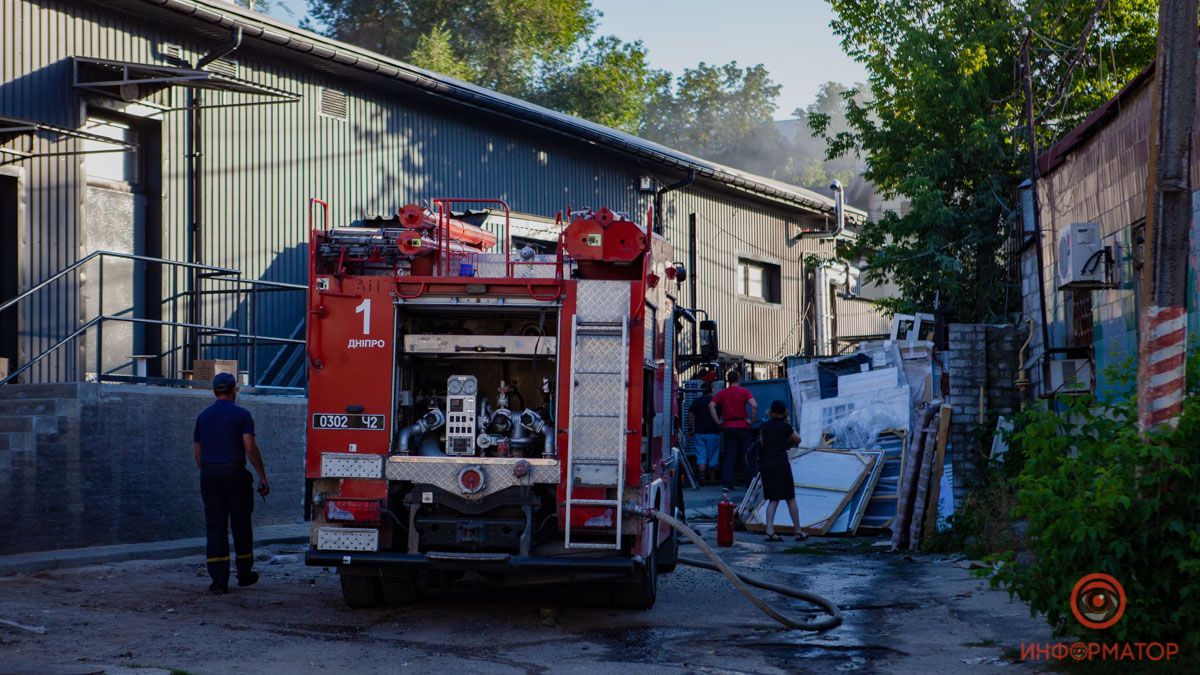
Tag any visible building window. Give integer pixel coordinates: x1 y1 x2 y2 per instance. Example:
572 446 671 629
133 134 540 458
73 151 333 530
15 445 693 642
737 258 781 303
83 117 139 186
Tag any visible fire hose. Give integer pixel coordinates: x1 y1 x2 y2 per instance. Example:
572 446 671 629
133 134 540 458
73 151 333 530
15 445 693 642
640 508 844 632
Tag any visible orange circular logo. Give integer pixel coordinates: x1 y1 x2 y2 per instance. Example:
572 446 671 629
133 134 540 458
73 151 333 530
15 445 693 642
1070 573 1126 630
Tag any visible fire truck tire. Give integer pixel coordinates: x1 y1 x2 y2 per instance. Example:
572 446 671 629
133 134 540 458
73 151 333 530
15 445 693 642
339 571 384 608
612 529 658 609
381 574 420 605
656 473 686 574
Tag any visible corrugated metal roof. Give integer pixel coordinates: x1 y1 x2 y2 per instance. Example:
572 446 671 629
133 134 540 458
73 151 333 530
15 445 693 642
106 0 866 222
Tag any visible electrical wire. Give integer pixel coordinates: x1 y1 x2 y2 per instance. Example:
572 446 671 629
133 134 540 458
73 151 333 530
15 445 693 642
639 507 843 632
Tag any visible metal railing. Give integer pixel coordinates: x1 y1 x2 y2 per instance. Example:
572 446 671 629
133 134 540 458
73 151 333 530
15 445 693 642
0 250 307 391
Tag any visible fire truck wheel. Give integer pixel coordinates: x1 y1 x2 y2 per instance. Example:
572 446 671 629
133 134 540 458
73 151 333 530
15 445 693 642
339 571 384 608
612 530 658 610
380 574 420 605
657 475 685 574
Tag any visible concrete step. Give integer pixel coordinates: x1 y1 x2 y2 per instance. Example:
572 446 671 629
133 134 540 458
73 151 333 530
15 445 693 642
0 416 33 433
0 383 81 400
0 398 59 416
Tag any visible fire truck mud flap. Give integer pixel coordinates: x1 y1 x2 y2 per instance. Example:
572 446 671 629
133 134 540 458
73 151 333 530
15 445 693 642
306 549 638 575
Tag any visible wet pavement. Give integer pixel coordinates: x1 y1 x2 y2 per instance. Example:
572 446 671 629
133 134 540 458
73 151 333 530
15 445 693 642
0 515 1053 674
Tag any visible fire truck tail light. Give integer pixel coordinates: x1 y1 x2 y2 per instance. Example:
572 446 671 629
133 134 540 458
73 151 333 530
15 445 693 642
326 498 382 523
457 466 485 494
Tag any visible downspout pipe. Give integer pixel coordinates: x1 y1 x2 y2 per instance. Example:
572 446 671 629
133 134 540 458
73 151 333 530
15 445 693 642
655 169 696 234
186 27 243 365
830 179 845 239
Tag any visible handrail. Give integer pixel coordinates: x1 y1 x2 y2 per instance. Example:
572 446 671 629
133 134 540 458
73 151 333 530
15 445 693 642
0 250 307 389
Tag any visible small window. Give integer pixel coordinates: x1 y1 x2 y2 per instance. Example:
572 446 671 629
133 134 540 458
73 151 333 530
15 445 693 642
737 258 781 303
319 88 349 121
83 117 139 185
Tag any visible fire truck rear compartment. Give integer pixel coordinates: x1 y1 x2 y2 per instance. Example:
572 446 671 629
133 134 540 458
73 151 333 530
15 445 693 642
394 306 559 460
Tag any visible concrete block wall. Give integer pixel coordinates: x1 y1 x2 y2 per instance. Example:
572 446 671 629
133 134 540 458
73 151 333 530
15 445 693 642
0 383 305 555
945 324 1024 502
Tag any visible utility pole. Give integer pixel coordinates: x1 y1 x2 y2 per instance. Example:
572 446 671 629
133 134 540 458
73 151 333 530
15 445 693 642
1021 19 1052 367
1138 0 1197 431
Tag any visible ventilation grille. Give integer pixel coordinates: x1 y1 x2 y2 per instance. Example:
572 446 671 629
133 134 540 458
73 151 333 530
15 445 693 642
319 88 349 121
206 58 239 78
162 43 183 60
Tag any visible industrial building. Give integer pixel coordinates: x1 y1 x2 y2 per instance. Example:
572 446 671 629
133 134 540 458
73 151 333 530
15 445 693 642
0 0 885 388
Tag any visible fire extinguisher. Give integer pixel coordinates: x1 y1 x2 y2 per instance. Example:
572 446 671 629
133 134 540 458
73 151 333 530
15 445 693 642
717 490 734 547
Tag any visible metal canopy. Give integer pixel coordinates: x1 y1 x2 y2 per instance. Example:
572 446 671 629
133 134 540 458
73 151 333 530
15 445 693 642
72 56 299 108
0 115 137 163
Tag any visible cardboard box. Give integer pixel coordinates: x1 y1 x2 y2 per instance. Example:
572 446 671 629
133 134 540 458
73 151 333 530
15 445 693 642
192 359 238 383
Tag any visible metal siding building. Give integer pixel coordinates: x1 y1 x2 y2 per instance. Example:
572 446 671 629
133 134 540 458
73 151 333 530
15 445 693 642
1 0 871 383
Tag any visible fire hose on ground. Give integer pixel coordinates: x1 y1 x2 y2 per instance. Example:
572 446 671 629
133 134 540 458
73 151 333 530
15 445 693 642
638 507 844 632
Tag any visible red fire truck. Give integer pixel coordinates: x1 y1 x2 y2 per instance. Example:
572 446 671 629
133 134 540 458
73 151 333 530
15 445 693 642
303 198 718 609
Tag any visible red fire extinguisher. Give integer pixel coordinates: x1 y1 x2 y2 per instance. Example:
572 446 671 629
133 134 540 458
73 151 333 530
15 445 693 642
717 491 734 547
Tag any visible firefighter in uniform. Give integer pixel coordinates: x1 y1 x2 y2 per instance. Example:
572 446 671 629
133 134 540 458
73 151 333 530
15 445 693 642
194 372 270 593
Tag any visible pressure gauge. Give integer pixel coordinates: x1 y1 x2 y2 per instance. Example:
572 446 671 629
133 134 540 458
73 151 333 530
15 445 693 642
462 378 478 395
447 378 463 395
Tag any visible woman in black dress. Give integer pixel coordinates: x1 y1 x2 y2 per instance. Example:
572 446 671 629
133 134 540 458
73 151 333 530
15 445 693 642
760 400 805 542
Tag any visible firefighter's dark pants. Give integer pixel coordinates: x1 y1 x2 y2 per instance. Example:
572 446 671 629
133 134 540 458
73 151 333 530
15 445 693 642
200 463 255 587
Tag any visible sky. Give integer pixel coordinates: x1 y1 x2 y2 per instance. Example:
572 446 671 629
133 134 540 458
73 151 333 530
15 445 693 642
268 1 867 121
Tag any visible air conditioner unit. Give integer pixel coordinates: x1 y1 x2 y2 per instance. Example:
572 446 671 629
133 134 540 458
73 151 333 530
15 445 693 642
1056 221 1109 289
1045 358 1093 396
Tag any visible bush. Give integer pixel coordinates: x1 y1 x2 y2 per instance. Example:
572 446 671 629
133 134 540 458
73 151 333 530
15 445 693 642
988 392 1200 647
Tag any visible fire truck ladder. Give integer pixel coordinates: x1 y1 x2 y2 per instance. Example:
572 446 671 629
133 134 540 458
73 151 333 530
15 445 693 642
564 281 632 550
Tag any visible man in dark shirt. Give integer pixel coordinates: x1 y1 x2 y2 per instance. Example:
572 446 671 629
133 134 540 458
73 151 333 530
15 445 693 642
194 372 270 594
687 381 721 484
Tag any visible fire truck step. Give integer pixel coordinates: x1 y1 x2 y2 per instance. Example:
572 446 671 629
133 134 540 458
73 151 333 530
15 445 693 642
573 370 624 376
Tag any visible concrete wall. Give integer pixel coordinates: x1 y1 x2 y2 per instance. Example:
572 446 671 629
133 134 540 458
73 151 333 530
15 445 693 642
0 383 305 555
946 324 1023 501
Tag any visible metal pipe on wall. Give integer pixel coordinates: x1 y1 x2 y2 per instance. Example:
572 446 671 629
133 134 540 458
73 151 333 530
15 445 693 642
186 27 243 366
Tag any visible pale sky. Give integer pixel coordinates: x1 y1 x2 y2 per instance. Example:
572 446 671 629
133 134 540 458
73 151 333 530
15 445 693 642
268 1 867 120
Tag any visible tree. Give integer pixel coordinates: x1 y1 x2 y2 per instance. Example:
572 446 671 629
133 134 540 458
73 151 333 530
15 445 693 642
640 62 783 168
822 0 1156 320
306 0 596 95
532 37 661 134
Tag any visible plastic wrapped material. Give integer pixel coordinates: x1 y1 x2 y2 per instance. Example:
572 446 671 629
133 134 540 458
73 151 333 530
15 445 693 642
800 385 911 448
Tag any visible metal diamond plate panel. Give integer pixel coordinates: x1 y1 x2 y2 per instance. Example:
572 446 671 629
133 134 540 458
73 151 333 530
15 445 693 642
385 457 559 496
316 527 379 552
576 280 630 321
573 374 625 416
321 453 384 479
576 334 625 373
570 417 625 460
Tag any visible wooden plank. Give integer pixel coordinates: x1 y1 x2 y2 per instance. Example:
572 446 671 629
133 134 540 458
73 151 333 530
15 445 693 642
922 405 954 539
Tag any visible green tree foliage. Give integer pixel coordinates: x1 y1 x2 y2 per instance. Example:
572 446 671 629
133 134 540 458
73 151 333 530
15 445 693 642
533 37 658 134
305 0 785 166
822 0 1157 320
640 62 783 167
306 0 595 95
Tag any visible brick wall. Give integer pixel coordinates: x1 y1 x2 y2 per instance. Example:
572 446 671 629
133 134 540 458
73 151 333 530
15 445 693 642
946 324 1024 502
0 383 305 555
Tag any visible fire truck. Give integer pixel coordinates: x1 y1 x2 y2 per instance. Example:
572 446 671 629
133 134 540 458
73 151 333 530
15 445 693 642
302 198 718 609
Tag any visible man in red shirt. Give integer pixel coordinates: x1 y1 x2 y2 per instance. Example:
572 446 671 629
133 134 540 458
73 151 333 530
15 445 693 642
709 369 757 490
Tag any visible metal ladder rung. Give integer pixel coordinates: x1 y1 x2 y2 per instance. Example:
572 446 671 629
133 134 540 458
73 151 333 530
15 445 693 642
568 498 620 507
565 541 621 550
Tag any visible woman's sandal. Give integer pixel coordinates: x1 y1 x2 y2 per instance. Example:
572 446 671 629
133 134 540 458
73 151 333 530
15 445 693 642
764 533 784 542
794 532 808 541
